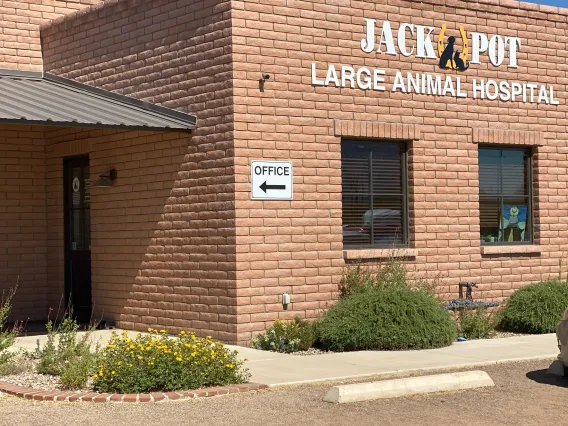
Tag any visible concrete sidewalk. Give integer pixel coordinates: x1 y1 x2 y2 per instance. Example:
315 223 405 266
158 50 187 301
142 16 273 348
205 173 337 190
12 331 558 388
234 334 558 387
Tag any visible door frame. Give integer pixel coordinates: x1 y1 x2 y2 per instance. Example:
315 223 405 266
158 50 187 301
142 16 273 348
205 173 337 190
63 155 92 320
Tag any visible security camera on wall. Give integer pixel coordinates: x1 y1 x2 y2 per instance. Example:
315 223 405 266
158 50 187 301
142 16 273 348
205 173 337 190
259 72 270 92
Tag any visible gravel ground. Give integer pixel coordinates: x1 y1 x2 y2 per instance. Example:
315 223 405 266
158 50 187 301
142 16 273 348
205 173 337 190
0 372 61 391
0 372 94 392
493 331 529 339
0 359 561 426
291 348 330 356
0 359 93 392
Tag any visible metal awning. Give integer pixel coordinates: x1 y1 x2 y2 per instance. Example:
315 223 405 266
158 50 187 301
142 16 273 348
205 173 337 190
0 69 196 131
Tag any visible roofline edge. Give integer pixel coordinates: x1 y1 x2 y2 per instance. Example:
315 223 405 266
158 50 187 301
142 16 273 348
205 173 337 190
44 72 197 128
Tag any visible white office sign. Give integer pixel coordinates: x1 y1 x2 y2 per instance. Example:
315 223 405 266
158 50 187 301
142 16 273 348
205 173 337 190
251 161 293 200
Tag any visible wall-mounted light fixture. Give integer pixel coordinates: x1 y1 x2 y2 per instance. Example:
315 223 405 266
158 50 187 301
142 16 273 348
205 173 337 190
93 168 117 188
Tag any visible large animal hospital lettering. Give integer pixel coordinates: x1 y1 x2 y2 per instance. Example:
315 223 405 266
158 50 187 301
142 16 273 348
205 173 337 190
311 20 559 105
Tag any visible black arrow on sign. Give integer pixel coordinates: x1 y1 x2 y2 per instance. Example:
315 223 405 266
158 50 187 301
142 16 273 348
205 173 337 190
260 181 286 193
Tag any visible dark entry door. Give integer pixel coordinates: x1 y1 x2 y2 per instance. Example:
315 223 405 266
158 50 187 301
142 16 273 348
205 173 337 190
64 157 92 323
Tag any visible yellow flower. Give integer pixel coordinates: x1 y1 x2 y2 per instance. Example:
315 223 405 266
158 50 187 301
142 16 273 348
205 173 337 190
176 357 182 362
92 374 98 379
180 330 186 335
117 361 122 366
226 364 233 369
191 352 197 357
107 344 116 349
138 355 143 360
111 371 116 375
160 329 166 334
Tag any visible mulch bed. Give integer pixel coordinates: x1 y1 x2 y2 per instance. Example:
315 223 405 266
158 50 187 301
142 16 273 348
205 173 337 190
0 382 268 403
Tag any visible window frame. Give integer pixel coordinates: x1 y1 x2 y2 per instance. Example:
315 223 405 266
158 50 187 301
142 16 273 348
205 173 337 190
478 145 534 246
341 138 409 249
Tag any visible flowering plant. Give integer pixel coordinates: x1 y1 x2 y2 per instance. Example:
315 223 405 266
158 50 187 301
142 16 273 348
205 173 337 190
93 329 250 393
252 318 315 353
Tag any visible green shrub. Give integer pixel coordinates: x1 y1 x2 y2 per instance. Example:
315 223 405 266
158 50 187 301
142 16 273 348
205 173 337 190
93 329 250 394
315 286 457 351
338 264 375 298
60 352 99 390
457 307 497 339
251 318 315 353
500 279 568 334
37 316 94 377
338 257 439 299
0 288 19 366
0 358 34 376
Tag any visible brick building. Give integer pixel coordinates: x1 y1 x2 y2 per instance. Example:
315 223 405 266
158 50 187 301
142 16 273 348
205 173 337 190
1 0 567 344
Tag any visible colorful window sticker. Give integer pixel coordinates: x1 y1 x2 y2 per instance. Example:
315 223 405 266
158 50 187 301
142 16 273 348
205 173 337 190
501 205 528 242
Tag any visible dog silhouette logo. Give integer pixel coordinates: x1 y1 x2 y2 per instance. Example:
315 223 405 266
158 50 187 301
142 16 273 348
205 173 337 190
438 25 469 71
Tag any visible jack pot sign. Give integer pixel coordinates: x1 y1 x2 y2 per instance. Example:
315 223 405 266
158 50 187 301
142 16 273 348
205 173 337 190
311 19 559 105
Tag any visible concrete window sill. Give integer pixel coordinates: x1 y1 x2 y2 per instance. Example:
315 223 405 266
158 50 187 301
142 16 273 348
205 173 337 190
480 245 542 256
343 248 418 260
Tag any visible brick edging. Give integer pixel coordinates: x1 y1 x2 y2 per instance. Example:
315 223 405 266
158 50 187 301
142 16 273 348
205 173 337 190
0 382 268 403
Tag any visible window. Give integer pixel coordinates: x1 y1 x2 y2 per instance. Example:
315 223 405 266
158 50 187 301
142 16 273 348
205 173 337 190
341 140 408 248
479 147 532 244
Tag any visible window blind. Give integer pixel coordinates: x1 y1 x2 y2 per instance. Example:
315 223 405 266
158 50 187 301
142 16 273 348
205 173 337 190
341 140 407 248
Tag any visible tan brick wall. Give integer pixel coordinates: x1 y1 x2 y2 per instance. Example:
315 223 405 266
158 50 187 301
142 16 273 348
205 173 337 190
231 0 568 342
31 0 568 346
0 125 47 321
41 0 238 341
45 128 200 332
0 0 101 71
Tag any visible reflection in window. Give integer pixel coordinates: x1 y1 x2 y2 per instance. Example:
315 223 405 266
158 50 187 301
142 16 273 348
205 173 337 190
479 147 532 244
341 140 407 248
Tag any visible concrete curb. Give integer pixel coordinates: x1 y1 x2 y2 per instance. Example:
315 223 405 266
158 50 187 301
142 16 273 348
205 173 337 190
324 371 495 403
267 354 556 388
